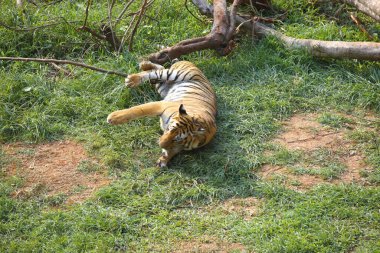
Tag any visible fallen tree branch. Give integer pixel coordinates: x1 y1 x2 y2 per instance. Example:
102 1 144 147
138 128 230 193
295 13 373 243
194 1 380 61
252 21 380 61
0 57 129 77
148 0 237 64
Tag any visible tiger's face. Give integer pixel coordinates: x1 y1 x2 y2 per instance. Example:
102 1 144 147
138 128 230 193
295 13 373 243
158 105 206 151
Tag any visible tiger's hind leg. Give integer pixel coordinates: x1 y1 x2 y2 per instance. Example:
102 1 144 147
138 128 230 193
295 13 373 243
139 61 164 71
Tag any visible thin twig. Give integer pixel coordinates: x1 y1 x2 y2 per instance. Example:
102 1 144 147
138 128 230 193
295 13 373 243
83 0 92 27
118 13 138 53
185 0 206 23
248 0 258 16
50 63 72 76
350 12 374 40
0 19 80 32
128 0 149 51
227 0 241 40
334 4 345 17
0 57 129 77
115 0 136 26
235 18 251 33
107 0 118 51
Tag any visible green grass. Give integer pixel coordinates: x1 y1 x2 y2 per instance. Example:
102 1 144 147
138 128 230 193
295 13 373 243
348 129 380 184
317 112 354 128
1 0 380 252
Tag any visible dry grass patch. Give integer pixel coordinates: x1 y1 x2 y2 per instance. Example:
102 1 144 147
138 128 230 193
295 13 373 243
260 112 376 190
219 197 261 221
173 237 247 253
2 140 111 204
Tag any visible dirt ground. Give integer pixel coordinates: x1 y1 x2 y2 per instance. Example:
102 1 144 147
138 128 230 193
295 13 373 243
0 112 376 215
259 112 377 191
173 237 247 253
219 197 261 221
2 140 111 205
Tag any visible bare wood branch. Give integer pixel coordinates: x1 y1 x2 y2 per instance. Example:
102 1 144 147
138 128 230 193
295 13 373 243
252 21 380 61
149 0 378 62
78 26 107 40
148 0 243 64
0 57 129 77
148 0 230 64
341 0 380 22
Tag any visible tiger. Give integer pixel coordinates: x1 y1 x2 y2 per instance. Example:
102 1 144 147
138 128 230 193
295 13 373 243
106 60 217 167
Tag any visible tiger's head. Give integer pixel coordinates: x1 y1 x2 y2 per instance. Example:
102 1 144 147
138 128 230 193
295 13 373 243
159 104 207 151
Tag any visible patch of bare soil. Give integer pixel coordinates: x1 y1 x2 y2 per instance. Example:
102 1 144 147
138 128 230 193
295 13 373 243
260 165 327 190
173 237 247 253
220 197 261 221
260 113 374 191
274 113 347 151
3 140 111 204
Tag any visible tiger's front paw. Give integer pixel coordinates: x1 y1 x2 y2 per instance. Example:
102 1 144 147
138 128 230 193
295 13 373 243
106 111 127 125
156 156 168 168
125 74 142 88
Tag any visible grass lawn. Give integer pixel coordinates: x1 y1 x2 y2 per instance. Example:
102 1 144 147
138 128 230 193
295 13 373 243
1 0 380 252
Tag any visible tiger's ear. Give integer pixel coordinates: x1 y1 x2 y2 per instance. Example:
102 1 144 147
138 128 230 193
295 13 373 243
179 104 187 116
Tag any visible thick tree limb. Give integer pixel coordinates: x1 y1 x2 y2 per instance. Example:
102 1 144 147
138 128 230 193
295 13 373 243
252 21 380 60
0 57 129 77
193 1 380 61
342 0 380 22
148 0 237 64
